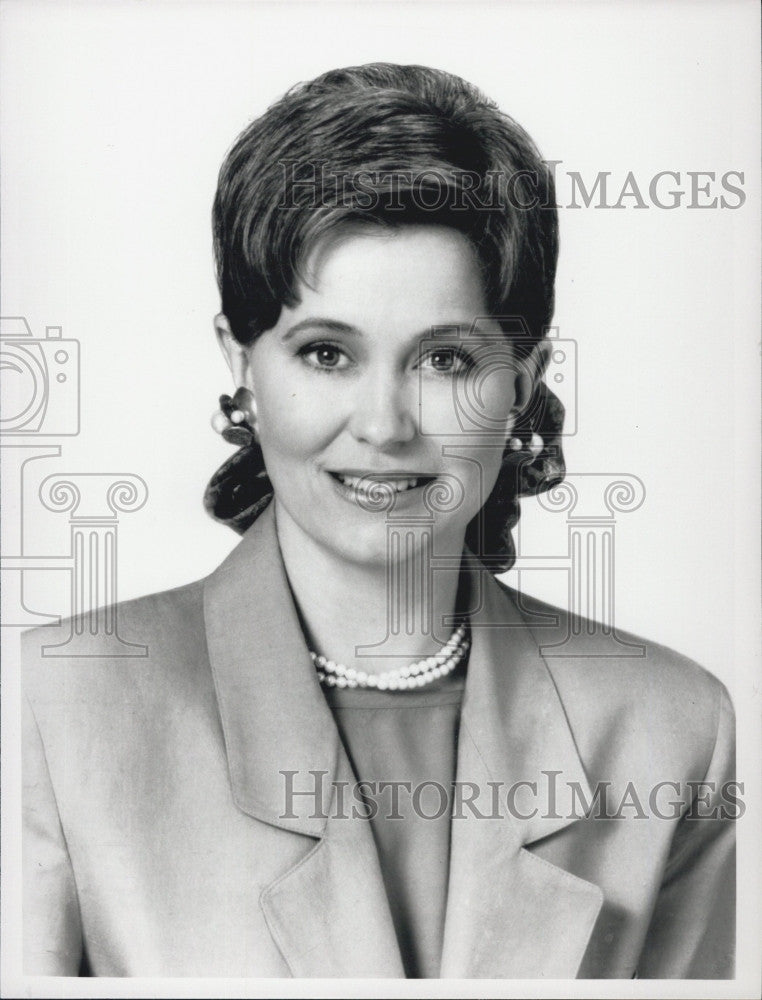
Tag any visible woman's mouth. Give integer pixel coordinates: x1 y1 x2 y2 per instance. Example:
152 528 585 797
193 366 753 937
327 470 437 500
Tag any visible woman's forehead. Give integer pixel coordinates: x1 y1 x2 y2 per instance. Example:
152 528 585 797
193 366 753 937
290 224 491 331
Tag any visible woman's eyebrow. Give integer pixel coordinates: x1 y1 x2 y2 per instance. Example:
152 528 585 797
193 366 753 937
281 317 496 348
281 318 359 340
282 316 484 340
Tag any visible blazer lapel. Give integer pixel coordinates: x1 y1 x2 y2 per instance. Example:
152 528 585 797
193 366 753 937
203 501 403 976
260 751 405 978
441 563 603 978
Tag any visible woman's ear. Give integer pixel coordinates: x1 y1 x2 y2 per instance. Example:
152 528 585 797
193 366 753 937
512 339 552 417
214 313 252 388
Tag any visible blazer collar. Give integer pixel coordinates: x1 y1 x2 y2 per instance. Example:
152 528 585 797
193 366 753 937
459 555 594 845
439 558 603 978
203 502 405 976
202 500 339 837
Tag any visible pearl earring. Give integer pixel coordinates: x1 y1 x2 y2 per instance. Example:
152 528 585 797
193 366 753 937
529 432 544 457
506 432 544 456
211 387 258 446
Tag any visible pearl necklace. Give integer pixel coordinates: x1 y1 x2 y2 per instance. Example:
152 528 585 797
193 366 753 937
311 623 470 690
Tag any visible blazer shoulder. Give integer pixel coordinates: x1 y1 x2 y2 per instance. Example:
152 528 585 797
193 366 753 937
21 578 207 701
495 578 733 764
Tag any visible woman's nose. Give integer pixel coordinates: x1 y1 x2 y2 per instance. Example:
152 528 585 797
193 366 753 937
348 372 417 450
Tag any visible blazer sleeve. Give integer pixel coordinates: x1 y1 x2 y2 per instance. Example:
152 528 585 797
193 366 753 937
23 690 83 976
637 684 736 979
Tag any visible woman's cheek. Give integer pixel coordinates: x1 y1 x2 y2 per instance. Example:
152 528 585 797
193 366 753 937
454 379 512 502
420 372 514 437
419 381 468 436
259 380 346 456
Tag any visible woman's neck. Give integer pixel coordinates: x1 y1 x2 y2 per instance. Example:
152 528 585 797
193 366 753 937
273 500 466 675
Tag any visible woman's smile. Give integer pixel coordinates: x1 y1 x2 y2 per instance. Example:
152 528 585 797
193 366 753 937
326 469 440 506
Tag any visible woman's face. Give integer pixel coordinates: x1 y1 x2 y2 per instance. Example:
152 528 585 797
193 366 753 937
226 225 524 567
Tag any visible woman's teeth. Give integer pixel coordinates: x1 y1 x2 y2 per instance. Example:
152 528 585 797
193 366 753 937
336 473 424 493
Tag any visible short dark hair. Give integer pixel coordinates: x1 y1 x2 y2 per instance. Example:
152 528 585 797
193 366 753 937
213 63 558 351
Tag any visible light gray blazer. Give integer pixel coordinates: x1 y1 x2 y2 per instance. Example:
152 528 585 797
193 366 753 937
22 501 735 978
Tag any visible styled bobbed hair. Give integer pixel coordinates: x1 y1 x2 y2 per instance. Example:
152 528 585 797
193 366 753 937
205 62 566 572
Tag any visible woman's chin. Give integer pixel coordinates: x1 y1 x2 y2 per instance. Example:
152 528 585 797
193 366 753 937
272 484 469 570
317 519 468 571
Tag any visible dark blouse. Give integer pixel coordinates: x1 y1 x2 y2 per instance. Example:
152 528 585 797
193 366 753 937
322 669 465 978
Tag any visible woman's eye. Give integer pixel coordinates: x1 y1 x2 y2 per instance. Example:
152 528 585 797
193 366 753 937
420 347 474 375
299 343 349 371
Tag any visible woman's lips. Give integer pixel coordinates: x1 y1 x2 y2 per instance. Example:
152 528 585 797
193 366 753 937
326 470 437 498
332 471 434 492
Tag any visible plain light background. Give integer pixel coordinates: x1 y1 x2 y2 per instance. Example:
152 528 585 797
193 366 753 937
1 2 760 995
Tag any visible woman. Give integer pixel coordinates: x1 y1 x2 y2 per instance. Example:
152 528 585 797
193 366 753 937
22 63 735 979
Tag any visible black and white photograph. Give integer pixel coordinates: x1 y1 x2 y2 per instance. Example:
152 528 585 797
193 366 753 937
1 1 760 997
